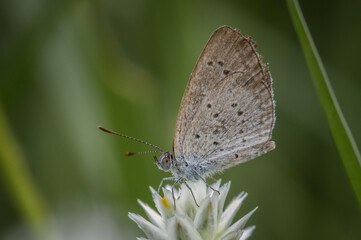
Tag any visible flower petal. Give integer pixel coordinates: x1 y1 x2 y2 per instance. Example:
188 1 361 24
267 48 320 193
177 181 203 218
164 184 179 198
167 214 202 240
218 192 247 232
194 193 218 238
220 231 238 240
221 227 255 240
209 179 222 195
162 186 176 210
150 186 174 218
220 207 257 238
138 199 165 230
190 180 208 202
128 213 167 240
217 181 231 220
239 226 256 240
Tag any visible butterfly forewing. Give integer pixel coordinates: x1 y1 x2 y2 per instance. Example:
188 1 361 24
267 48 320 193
174 26 256 156
173 26 275 174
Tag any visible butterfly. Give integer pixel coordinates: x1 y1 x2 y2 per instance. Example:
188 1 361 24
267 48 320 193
99 26 275 207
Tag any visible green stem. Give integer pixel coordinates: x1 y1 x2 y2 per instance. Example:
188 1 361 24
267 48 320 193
0 101 48 237
286 0 361 209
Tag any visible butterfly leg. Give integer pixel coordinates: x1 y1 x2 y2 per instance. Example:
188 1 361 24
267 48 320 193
183 181 200 207
171 178 183 210
157 176 176 193
193 169 220 195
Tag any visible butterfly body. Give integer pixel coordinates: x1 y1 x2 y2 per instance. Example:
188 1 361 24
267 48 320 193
157 140 275 181
156 152 199 181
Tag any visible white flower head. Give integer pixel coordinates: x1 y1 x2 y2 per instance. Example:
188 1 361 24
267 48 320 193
129 180 256 240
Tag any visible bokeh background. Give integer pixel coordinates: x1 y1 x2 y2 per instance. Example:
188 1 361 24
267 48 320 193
1 0 361 239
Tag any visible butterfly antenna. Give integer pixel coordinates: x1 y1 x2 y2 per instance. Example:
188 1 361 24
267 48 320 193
98 126 164 153
124 150 160 156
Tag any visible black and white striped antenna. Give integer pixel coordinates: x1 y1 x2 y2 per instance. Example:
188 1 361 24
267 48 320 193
98 125 164 156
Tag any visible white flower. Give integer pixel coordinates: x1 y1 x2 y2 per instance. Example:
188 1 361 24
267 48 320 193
129 179 257 240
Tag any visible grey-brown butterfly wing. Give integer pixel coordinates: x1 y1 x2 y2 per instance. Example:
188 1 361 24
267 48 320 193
182 71 274 176
173 26 275 175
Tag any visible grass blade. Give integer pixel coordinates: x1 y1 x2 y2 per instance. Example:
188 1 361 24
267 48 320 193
0 101 48 237
286 0 361 209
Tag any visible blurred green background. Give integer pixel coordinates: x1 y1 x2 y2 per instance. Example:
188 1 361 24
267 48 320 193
1 0 361 239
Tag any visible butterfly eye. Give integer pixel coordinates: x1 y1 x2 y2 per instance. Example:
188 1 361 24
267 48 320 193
162 157 169 164
161 156 171 170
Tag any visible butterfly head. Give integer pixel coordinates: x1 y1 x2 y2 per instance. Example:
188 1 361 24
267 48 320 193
155 152 174 171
